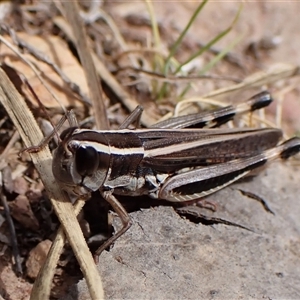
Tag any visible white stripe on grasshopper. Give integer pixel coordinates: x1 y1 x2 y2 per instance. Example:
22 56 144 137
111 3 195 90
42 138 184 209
144 133 249 157
70 140 144 156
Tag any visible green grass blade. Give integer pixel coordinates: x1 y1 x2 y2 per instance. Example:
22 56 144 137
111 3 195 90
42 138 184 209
145 0 161 49
199 34 244 75
164 0 209 75
144 0 165 95
175 5 242 75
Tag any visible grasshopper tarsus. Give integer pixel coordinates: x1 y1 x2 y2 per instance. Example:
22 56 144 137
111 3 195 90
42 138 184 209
20 111 79 157
196 199 217 212
19 144 45 157
180 198 217 212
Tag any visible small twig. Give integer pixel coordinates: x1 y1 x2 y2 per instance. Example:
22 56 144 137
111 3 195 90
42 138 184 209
116 66 241 83
238 189 275 215
113 47 168 63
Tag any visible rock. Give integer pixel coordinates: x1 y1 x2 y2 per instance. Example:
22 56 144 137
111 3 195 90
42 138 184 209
26 240 52 279
65 163 300 299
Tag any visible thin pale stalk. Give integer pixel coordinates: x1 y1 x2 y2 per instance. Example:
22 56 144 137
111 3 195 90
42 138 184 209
0 68 104 300
59 0 109 130
175 5 242 75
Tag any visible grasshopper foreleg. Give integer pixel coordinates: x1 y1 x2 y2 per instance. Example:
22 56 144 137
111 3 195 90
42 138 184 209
94 190 132 262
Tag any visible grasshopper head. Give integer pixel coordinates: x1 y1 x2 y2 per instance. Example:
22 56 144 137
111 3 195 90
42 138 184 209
52 127 109 195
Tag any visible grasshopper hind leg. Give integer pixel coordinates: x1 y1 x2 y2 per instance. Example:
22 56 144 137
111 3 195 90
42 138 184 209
119 105 143 129
151 91 272 129
159 137 300 203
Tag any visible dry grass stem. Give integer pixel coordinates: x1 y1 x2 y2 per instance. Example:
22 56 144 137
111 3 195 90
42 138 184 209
161 63 300 120
53 16 157 127
0 68 104 299
57 0 108 130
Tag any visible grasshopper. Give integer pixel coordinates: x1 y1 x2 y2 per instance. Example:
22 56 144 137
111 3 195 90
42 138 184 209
45 91 299 258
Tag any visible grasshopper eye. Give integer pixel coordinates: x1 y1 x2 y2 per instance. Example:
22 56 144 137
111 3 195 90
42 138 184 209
75 146 99 177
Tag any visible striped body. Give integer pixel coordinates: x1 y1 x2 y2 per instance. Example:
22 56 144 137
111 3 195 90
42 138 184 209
52 125 298 202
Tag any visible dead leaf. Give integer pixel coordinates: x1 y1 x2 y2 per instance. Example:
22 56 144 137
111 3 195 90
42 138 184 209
9 195 39 231
1 33 88 109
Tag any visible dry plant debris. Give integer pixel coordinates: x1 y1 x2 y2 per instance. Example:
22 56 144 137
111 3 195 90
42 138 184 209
0 1 298 300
